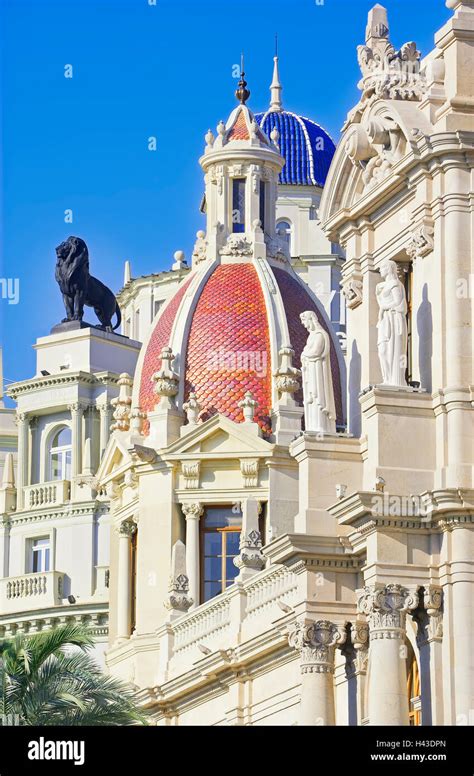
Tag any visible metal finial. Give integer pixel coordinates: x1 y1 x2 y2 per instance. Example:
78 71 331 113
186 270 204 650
235 51 250 105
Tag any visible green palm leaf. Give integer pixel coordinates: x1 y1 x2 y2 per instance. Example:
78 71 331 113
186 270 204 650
0 624 147 726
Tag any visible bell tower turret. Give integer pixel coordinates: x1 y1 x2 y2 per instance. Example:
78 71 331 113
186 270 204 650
197 71 286 266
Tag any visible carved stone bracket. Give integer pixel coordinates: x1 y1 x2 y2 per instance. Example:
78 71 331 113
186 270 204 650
406 223 434 260
288 619 347 674
182 460 200 490
240 459 259 488
413 585 443 645
341 261 364 310
357 584 419 637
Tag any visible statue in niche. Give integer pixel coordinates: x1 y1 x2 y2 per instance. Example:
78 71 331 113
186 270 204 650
300 311 336 434
376 259 408 387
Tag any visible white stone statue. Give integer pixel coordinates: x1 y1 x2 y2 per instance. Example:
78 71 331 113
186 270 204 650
376 259 408 387
300 311 336 434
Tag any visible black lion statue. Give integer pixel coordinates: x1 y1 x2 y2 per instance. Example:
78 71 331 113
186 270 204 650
55 236 121 332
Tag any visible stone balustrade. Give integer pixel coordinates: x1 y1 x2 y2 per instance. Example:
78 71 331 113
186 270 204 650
167 564 298 667
173 597 232 656
23 480 70 509
0 571 65 614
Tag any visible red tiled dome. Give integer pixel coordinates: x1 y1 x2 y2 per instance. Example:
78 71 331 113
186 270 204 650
137 261 343 439
138 276 194 430
184 264 272 435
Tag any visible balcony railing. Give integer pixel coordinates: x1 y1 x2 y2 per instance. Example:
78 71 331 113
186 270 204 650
23 480 70 509
168 565 298 667
0 572 65 614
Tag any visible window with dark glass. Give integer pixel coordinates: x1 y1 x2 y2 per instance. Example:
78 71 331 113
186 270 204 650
201 505 242 602
232 178 246 233
259 181 266 231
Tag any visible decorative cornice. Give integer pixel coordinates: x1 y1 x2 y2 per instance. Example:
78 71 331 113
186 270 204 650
7 502 109 526
7 371 120 400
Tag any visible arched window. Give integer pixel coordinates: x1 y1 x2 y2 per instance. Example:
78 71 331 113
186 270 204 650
277 220 292 254
49 427 72 481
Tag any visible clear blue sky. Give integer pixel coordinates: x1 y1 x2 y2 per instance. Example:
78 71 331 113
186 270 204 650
0 0 451 393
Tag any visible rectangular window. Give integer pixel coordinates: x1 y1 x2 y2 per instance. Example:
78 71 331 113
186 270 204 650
153 300 162 318
259 181 266 231
31 537 50 573
232 179 246 233
201 505 242 602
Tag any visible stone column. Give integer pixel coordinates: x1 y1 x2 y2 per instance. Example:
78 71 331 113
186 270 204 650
15 412 29 510
116 519 137 641
99 403 112 457
413 586 443 725
181 502 203 609
449 527 474 724
288 619 346 726
358 584 419 725
68 403 84 477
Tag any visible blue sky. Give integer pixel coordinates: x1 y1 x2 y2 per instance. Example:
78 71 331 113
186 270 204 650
0 0 451 392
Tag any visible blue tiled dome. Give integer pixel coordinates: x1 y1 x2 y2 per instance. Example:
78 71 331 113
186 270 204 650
254 110 335 187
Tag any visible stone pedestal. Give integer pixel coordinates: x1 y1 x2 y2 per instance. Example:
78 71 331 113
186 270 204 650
360 387 435 494
35 326 141 376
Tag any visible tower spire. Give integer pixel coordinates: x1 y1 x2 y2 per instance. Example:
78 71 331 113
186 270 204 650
269 36 283 112
235 52 250 105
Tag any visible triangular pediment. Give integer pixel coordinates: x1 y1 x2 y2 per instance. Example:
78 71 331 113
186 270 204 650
96 433 134 483
163 414 273 460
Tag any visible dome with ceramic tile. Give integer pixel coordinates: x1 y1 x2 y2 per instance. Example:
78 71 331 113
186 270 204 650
133 79 345 439
255 56 335 187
